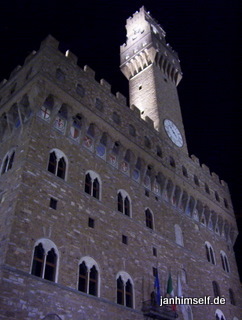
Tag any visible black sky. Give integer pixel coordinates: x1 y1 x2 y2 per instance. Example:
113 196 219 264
0 0 241 275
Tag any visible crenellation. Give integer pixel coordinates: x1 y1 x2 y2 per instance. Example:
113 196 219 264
65 50 78 65
100 78 112 92
115 92 127 105
83 64 95 78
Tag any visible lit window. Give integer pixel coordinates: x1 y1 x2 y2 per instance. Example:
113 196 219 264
220 251 230 273
116 272 134 308
117 190 131 217
31 239 58 282
205 242 216 265
78 257 99 296
84 171 101 200
47 149 67 180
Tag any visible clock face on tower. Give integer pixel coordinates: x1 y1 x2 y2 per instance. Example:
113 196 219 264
164 119 183 147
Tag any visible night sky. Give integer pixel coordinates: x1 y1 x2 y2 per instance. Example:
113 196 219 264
0 0 241 276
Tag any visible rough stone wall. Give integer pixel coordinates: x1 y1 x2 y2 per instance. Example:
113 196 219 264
0 35 241 320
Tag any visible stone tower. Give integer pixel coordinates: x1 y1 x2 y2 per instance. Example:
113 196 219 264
0 7 241 320
120 7 187 154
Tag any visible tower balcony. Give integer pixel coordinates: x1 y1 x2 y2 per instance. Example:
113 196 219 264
142 300 178 320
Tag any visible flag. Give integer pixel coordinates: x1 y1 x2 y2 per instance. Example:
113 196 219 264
154 272 161 305
167 272 176 311
167 273 174 297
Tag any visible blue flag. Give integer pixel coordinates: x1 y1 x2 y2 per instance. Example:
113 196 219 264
154 272 161 305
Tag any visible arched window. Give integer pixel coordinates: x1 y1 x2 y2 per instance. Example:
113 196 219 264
145 208 154 230
116 271 134 308
47 149 67 180
212 281 220 297
31 239 58 282
220 251 230 273
175 224 184 246
84 171 101 200
1 150 15 175
117 190 131 217
78 257 99 296
205 242 216 265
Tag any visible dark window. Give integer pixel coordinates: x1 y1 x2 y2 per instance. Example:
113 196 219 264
145 209 153 229
57 157 66 179
8 152 15 170
153 267 158 277
48 152 57 174
194 175 199 186
89 265 98 296
210 247 215 265
44 248 57 281
212 281 220 297
78 261 88 293
125 279 133 308
145 189 149 197
49 198 57 210
182 166 188 177
93 178 100 199
153 247 157 257
85 173 92 195
122 235 128 245
124 197 130 216
205 183 210 194
215 191 220 202
88 217 95 228
224 198 228 209
117 192 123 212
169 156 176 168
156 146 162 158
229 288 235 305
31 243 44 277
117 276 124 305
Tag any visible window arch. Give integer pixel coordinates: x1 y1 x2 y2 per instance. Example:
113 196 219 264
78 256 100 297
116 271 134 308
220 251 230 273
31 239 59 282
1 149 15 175
85 171 101 200
117 190 131 217
47 149 67 180
215 309 226 320
175 224 184 246
205 242 216 265
145 208 154 230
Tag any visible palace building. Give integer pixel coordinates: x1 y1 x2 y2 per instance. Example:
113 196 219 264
0 7 241 320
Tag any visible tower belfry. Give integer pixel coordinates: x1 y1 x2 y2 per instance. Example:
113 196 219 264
120 7 188 154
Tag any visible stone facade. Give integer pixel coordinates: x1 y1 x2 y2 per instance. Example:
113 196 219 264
0 7 241 320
